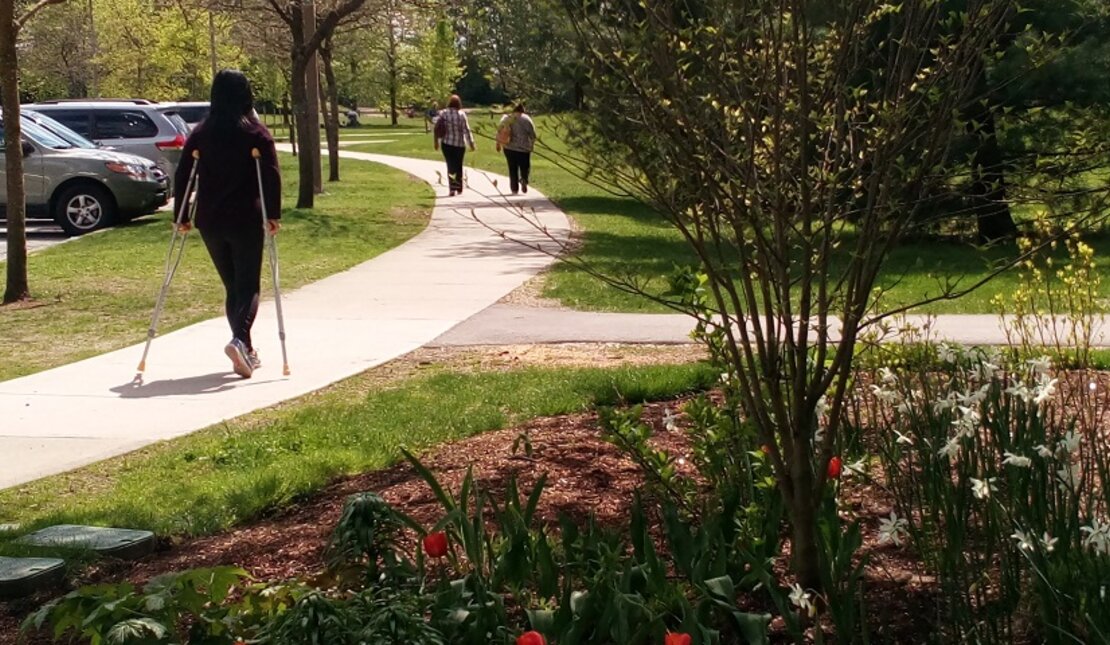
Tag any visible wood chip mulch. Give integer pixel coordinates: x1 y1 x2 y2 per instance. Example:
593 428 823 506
0 398 936 644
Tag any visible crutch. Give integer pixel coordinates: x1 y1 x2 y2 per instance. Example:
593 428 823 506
135 149 199 378
252 147 290 376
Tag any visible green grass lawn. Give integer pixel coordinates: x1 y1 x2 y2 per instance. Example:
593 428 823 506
0 154 433 382
342 115 1110 315
0 359 715 544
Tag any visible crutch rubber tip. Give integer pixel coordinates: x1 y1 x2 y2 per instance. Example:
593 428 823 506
137 360 146 372
251 148 261 159
282 366 291 376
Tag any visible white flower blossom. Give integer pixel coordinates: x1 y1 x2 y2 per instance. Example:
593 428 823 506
871 384 902 406
971 477 996 500
844 458 867 478
1059 431 1081 455
663 408 679 432
788 583 816 617
938 436 962 459
933 392 958 414
895 430 915 446
1002 452 1032 468
878 367 897 385
1081 518 1110 555
1028 356 1052 376
938 344 960 364
878 512 909 547
815 395 829 419
1041 532 1058 553
1033 377 1058 407
1006 383 1034 403
977 360 1001 382
952 406 981 437
957 386 990 407
1035 444 1054 459
1057 463 1081 490
1011 529 1035 552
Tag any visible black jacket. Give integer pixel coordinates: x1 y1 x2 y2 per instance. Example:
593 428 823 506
174 118 281 231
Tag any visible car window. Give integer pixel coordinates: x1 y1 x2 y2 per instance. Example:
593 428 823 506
177 106 209 124
93 110 158 139
162 111 190 135
40 110 93 137
17 119 74 149
26 112 98 149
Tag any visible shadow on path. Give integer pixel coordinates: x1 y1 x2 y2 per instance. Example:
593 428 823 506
110 372 242 398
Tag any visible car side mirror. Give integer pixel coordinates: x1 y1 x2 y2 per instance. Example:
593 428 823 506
21 141 34 157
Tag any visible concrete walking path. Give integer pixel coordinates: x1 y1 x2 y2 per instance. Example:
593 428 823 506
0 150 570 490
433 305 1110 347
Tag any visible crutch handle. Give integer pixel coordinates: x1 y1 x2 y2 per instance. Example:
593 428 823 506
251 148 261 159
192 149 199 160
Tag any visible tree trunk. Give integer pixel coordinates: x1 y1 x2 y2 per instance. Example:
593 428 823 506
789 430 822 591
387 17 399 127
320 38 340 182
291 54 316 209
1 3 30 304
966 65 1017 244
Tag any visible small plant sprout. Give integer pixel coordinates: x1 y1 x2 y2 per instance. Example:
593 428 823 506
1002 452 1032 468
878 512 909 547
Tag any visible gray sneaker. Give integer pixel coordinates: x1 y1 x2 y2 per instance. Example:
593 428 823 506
249 349 262 370
224 339 253 378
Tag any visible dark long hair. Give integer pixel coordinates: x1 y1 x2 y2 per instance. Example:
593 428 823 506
206 69 255 136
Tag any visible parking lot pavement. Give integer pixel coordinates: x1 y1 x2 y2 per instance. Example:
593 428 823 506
0 224 71 262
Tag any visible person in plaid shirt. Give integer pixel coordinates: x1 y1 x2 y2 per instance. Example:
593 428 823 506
433 94 476 196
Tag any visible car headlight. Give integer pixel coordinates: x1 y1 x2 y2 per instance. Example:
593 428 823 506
105 162 145 179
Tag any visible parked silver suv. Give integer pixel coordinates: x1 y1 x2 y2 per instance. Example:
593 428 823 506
0 115 169 235
23 100 189 182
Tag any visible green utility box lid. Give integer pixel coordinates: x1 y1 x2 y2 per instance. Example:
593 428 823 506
0 556 65 599
16 524 156 560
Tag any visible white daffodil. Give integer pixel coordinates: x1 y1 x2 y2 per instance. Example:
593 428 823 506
662 408 679 432
1028 356 1052 376
815 395 829 419
1041 532 1058 553
878 512 909 547
788 583 816 617
1081 518 1110 555
895 430 915 446
1057 463 1081 490
977 360 1001 382
933 393 958 414
1002 451 1032 468
879 367 897 385
1035 444 1054 459
938 344 960 364
1059 430 1081 455
1011 529 1035 552
1033 377 1059 407
970 477 996 500
957 386 989 407
938 436 961 459
871 384 902 405
1006 383 1034 404
844 458 868 478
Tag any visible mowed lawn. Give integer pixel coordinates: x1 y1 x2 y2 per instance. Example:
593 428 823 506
0 154 433 381
342 115 1110 315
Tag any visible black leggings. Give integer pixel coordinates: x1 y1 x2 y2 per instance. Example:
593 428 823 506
201 226 264 350
442 144 466 192
504 149 531 193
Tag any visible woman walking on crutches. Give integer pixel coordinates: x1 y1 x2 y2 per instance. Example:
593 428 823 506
174 69 281 379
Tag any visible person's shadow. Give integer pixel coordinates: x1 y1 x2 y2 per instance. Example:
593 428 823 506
110 372 241 399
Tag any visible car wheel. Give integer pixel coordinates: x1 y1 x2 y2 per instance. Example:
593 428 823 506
53 183 116 236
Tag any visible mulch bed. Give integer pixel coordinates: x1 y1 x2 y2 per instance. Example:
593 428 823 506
0 398 935 644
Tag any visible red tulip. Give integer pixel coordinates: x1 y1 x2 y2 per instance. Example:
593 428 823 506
422 531 448 558
665 633 693 645
827 456 843 479
517 631 547 645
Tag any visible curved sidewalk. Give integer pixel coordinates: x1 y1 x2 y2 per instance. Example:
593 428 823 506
0 151 570 490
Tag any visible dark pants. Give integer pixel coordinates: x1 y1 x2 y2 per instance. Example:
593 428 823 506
504 149 531 194
442 144 466 193
201 226 264 350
